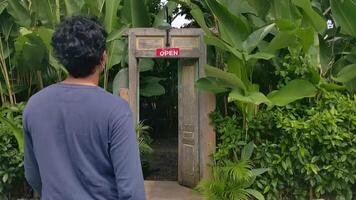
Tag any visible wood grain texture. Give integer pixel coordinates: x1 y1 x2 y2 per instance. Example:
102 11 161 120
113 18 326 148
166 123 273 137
128 28 215 188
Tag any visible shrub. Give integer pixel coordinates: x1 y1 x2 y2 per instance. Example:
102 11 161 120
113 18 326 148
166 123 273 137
212 91 356 199
0 103 33 199
196 142 267 200
0 128 24 199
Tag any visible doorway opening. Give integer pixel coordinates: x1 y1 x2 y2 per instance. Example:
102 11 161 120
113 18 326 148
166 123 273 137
140 59 178 181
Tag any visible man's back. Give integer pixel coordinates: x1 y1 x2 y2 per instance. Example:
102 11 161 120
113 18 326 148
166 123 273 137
23 83 146 200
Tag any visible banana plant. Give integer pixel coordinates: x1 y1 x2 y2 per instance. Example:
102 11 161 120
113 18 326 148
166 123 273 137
328 0 356 91
191 0 322 132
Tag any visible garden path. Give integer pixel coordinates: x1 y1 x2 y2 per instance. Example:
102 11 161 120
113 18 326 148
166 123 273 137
144 181 201 200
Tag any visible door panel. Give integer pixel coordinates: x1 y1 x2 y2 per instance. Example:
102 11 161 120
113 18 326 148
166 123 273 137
178 60 199 187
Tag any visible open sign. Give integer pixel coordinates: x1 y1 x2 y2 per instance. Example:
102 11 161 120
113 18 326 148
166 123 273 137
156 48 180 57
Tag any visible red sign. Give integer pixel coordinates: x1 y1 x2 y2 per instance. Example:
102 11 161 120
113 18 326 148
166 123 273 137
156 48 180 57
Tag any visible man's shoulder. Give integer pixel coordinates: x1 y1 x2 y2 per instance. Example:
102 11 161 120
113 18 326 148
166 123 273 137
25 84 57 107
96 88 130 109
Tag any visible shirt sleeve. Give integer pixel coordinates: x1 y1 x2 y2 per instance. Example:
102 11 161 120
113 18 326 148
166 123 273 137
109 104 146 200
23 114 42 195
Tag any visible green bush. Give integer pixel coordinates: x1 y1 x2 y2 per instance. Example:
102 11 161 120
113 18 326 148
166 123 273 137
0 129 24 198
196 142 267 200
0 103 29 199
212 91 356 199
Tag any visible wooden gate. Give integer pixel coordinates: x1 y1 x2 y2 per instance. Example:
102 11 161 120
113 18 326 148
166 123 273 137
127 28 215 187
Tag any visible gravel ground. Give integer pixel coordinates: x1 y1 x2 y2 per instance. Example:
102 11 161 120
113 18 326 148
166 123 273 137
145 138 178 181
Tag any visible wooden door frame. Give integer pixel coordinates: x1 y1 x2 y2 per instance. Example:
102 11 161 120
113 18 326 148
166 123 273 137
128 28 215 185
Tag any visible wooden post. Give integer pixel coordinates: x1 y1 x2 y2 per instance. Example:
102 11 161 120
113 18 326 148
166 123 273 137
128 30 139 124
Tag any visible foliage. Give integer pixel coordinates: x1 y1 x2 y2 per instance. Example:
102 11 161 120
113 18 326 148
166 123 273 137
0 133 24 198
0 103 25 198
211 91 356 199
0 0 176 104
135 122 153 177
136 121 153 157
196 142 267 200
0 103 24 153
188 0 324 133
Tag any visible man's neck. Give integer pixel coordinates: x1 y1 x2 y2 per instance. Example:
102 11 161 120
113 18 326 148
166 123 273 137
62 72 99 86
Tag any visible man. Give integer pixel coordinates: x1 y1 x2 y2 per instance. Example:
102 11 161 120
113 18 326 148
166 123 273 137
23 16 146 200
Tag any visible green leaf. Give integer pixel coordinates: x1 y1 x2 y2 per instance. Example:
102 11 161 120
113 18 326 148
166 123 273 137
333 63 356 83
190 5 211 35
242 23 276 53
64 0 84 16
107 25 129 42
106 39 125 69
264 31 297 53
131 0 150 27
270 0 302 22
296 27 316 53
36 27 54 50
229 90 271 105
0 1 8 15
276 19 301 31
267 79 317 106
205 65 247 92
104 0 121 33
205 0 250 49
6 0 31 27
291 0 326 32
251 168 269 177
153 2 177 28
140 76 166 97
112 68 128 95
246 52 274 61
319 37 333 74
32 0 56 27
204 35 243 59
14 33 48 71
319 83 346 91
345 77 356 92
2 174 8 183
140 83 165 97
330 0 356 37
0 115 23 153
195 77 230 94
138 58 155 72
241 141 254 160
227 55 246 82
0 14 15 40
245 189 265 200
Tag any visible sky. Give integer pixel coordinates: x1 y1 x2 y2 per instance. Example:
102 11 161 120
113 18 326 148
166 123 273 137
160 0 192 28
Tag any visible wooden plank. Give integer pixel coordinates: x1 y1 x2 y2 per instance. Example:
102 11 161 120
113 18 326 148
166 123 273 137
198 32 216 180
136 36 165 50
171 36 199 50
178 60 200 187
129 28 203 36
128 30 138 125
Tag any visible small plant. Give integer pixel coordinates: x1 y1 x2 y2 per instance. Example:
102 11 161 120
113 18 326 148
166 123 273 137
196 142 268 200
136 122 153 177
136 122 153 157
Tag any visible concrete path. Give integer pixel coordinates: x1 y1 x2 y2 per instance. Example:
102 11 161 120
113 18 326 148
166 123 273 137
144 181 202 200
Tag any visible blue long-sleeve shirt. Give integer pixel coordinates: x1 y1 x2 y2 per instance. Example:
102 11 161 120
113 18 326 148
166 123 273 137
23 83 146 200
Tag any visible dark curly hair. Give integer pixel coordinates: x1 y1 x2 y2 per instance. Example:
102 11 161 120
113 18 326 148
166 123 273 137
52 16 107 78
